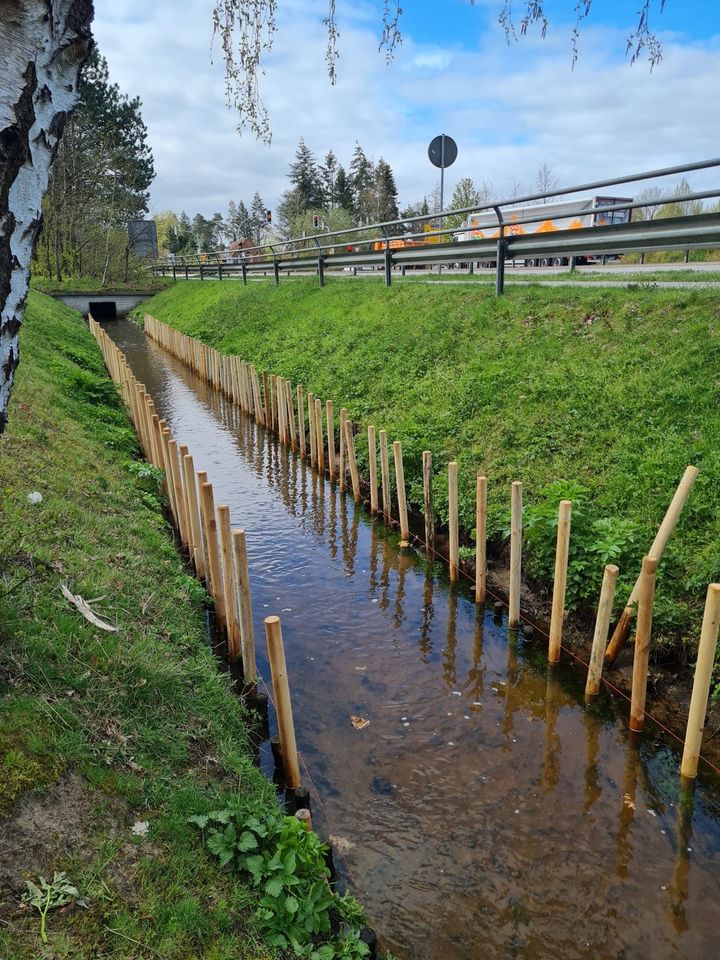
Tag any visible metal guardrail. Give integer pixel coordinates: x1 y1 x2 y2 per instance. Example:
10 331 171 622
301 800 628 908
150 158 720 294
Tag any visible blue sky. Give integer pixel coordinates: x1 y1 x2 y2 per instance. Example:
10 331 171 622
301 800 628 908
93 1 720 217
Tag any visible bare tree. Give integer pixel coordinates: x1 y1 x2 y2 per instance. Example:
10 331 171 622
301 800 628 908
0 1 94 433
534 160 559 199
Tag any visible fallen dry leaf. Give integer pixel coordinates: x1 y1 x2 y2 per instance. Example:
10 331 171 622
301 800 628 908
350 715 370 730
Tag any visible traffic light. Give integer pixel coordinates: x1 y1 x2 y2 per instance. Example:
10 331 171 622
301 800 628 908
312 214 320 229
266 209 272 224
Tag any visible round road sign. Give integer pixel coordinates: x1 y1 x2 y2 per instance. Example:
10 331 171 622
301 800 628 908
428 134 458 169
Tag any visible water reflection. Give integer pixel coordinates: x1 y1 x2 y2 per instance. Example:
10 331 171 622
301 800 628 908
106 319 720 960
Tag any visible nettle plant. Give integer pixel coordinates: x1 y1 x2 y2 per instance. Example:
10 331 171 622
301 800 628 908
506 480 640 609
189 801 370 959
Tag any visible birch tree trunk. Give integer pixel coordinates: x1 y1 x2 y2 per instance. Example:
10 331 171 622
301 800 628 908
0 1 93 433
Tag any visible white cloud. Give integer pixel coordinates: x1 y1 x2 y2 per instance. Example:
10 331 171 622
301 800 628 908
92 2 720 218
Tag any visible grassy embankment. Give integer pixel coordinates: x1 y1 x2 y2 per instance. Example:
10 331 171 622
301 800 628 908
140 278 720 664
0 292 371 959
31 274 170 295
397 269 720 284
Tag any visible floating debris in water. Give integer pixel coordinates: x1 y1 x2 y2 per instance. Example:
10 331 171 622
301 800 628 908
351 715 370 730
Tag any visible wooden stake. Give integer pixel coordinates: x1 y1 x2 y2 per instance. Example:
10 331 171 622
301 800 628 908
276 377 287 445
448 461 459 582
217 505 240 659
368 426 378 513
338 407 347 491
509 481 522 627
680 583 720 778
326 400 335 479
344 419 361 502
548 500 573 663
379 429 391 519
585 564 619 698
475 475 487 603
264 616 301 790
605 465 699 664
232 529 257 686
307 392 317 467
269 374 277 432
199 481 226 630
629 556 658 732
423 451 434 553
392 441 410 545
286 381 297 449
168 438 189 547
262 371 271 428
295 808 313 832
182 453 206 582
315 398 324 473
297 385 306 459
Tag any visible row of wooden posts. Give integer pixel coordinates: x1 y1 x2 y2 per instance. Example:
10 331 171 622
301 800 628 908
88 317 311 811
138 314 719 780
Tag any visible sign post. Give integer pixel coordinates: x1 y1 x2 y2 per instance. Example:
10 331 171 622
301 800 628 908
428 135 458 235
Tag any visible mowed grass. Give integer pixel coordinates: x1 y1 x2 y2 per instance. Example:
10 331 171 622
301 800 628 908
0 291 279 958
141 278 720 657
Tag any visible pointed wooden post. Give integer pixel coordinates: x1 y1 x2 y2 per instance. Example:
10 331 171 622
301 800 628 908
264 616 302 790
448 461 459 582
423 451 434 554
199 481 226 630
233 529 257 686
217 505 240 659
585 564 619 698
680 584 720 778
629 557 658 732
475 475 487 603
548 500 572 663
368 425 378 513
393 440 410 545
379 429 391 519
509 481 522 627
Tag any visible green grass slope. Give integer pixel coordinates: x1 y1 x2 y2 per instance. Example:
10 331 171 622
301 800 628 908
0 292 371 959
141 278 720 657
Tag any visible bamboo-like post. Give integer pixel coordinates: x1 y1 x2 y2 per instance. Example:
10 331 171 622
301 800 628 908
326 400 335 479
344 419 361 502
548 500 573 663
509 481 522 627
276 377 287 445
217 505 241 659
167 438 190 547
232 529 257 686
338 407 347 491
585 564 619 698
606 465 699 664
423 451 434 553
286 380 297 449
307 392 317 467
379 429 391 519
680 584 720 778
262 371 271 428
629 557 658 732
475 475 487 603
368 426 378 513
182 453 206 582
269 374 277 433
392 440 410 545
315 398 324 473
151 415 165 472
199 481 226 629
264 616 301 790
297 385 306 459
448 461 459 581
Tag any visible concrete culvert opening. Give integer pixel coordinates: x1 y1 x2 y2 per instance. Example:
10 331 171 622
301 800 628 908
89 301 117 320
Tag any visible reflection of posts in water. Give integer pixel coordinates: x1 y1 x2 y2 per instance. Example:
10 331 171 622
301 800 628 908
419 570 435 662
542 667 562 793
443 588 458 687
393 549 410 630
314 469 326 540
348 501 360 577
341 498 360 579
329 484 339 560
668 780 695 934
615 739 640 879
583 710 602 814
465 607 485 701
380 534 391 612
503 630 521 739
299 457 309 517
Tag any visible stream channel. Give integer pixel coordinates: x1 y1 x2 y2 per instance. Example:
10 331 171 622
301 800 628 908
105 317 720 960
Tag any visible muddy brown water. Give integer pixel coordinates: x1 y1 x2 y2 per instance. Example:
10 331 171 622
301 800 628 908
105 318 720 960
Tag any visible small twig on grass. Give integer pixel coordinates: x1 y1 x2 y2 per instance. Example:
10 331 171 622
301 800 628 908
103 926 167 957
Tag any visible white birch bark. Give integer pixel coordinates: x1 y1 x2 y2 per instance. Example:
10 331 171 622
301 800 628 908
0 0 93 433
